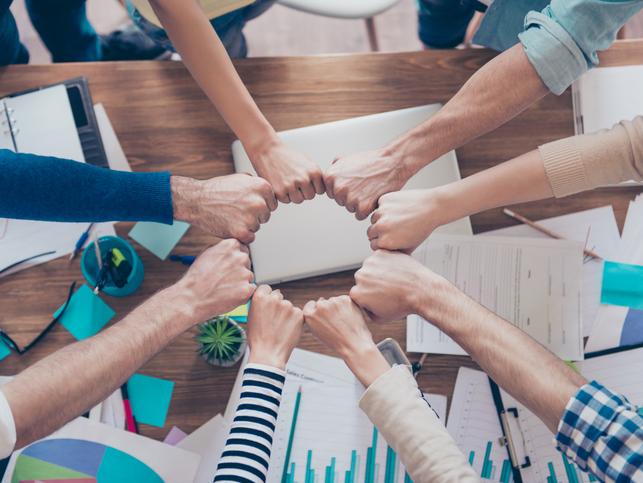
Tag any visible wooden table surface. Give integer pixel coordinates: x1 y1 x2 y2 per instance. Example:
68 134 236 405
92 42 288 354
1 41 642 441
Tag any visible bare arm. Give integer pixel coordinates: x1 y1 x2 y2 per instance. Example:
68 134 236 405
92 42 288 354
2 239 255 448
325 44 549 219
148 0 324 203
351 251 586 434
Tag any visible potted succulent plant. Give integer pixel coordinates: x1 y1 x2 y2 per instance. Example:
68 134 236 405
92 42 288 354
196 316 247 367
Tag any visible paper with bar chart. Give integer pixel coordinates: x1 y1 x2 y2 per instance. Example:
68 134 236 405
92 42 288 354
407 234 584 360
264 349 414 483
499 346 643 482
446 368 513 482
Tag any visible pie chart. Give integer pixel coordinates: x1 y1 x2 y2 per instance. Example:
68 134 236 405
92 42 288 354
11 438 163 483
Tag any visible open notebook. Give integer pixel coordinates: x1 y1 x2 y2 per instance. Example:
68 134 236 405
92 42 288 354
0 84 84 161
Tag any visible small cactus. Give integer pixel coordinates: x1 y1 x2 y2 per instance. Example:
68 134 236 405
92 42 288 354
196 316 246 367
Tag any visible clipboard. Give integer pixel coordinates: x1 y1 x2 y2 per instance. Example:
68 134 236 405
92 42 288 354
487 341 643 483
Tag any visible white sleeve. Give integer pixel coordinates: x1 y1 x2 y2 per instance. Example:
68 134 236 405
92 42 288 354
0 389 16 458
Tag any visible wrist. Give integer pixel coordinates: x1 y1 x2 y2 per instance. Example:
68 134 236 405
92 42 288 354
151 283 201 331
171 176 201 223
242 126 280 164
384 128 437 179
415 274 462 329
248 349 288 370
343 344 391 387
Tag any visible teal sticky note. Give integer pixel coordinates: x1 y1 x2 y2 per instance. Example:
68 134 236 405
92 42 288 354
54 284 115 340
127 373 175 428
129 221 190 260
0 341 10 362
601 261 643 310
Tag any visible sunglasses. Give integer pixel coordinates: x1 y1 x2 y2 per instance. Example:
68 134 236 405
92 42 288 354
0 281 76 355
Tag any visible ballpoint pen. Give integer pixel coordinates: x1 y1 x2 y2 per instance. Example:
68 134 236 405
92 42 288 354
69 223 94 263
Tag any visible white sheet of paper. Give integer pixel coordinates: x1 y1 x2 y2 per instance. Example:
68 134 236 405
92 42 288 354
1 417 200 483
5 84 85 162
407 234 584 360
481 206 620 337
446 367 508 482
425 393 447 423
178 414 227 483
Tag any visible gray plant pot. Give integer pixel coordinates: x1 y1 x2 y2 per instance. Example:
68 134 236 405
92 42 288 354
196 316 247 367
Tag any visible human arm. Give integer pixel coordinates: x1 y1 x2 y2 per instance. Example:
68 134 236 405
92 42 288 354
0 239 255 452
215 285 303 482
303 296 480 482
368 116 643 252
0 150 277 243
147 0 324 203
350 250 587 433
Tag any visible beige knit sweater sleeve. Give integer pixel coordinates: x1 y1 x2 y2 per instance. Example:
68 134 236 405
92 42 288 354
359 365 480 483
540 116 643 197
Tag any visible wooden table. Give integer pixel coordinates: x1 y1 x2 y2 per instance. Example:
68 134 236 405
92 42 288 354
1 41 642 441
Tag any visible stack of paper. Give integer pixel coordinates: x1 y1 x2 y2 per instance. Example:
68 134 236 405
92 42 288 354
480 206 620 337
587 195 643 352
407 234 585 360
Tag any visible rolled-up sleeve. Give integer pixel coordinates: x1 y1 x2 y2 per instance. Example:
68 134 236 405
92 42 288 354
518 1 643 95
555 381 643 482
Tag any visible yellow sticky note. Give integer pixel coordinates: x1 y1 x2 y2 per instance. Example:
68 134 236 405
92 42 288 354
225 304 248 318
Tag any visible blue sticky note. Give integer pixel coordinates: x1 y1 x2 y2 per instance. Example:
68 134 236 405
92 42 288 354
129 221 190 260
601 261 643 310
127 373 175 428
54 284 115 340
0 341 10 362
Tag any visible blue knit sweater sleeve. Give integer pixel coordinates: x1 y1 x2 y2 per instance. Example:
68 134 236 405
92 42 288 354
0 149 173 224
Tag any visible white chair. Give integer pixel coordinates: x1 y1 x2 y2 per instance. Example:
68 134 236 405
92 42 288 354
277 0 401 51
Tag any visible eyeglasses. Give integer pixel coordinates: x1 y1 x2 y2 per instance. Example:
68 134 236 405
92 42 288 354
0 281 76 355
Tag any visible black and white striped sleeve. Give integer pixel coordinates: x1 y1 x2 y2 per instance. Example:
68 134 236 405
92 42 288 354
214 363 286 483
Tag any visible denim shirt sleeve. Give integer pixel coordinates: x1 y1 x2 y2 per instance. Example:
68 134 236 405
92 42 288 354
518 0 643 95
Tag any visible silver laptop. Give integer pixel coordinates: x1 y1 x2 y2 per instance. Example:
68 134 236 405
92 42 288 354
232 104 473 284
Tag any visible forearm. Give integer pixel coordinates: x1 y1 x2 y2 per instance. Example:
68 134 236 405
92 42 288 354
215 363 285 482
418 278 586 433
149 0 276 156
387 45 548 177
3 283 196 447
0 150 172 223
429 149 552 228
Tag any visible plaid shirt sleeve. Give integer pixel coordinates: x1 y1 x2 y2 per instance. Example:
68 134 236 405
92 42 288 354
555 381 643 482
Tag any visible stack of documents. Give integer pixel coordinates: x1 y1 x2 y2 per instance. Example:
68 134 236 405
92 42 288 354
407 234 585 360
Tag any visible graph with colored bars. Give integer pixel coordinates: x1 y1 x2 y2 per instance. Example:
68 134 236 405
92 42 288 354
282 427 413 483
447 367 513 482
268 381 413 483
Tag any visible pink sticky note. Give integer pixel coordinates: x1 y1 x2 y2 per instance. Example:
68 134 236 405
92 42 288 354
163 426 187 445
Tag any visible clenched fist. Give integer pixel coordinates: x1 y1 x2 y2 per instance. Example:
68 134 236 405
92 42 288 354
172 173 277 243
176 239 256 322
247 285 304 369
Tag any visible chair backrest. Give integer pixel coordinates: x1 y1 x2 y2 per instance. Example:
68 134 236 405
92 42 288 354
277 0 401 19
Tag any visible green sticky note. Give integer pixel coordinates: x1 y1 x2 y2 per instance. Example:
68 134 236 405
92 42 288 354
128 221 190 260
0 340 10 361
127 373 174 428
601 261 643 310
54 284 115 340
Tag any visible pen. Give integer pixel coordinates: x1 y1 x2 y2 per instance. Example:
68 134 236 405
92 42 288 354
121 383 139 434
503 208 602 260
69 223 94 263
169 254 196 266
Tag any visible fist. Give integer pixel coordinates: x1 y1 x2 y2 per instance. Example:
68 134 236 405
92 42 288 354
247 285 304 369
172 174 277 244
250 139 325 204
178 239 255 322
324 149 408 220
350 250 441 322
303 295 375 360
368 189 441 253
